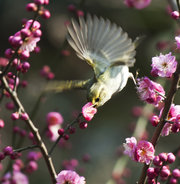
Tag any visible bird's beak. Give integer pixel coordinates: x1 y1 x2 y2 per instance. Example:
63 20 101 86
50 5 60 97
91 99 98 108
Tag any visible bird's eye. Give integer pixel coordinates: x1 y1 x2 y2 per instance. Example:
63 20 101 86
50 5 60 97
95 97 100 102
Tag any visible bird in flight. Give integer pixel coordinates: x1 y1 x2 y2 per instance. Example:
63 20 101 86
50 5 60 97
46 14 137 107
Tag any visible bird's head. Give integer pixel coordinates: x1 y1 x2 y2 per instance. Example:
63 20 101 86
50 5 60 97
87 82 111 107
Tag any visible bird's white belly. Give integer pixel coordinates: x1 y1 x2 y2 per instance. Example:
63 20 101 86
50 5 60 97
103 65 130 96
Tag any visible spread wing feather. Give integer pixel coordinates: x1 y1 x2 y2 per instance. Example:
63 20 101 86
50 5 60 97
67 14 136 76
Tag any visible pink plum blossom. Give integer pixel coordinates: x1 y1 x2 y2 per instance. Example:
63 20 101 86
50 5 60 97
0 119 5 128
56 170 86 184
124 0 151 9
134 140 155 165
171 11 180 20
20 35 40 52
159 104 180 136
123 137 137 158
137 77 165 106
167 104 180 121
151 52 177 78
161 123 172 136
175 35 180 49
17 20 41 53
82 102 97 121
159 104 180 122
46 112 64 126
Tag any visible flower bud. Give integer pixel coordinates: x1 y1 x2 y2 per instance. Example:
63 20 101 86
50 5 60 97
41 9 51 19
169 177 178 184
26 3 37 12
159 152 167 162
47 72 55 80
153 156 163 166
33 29 42 37
34 46 41 53
11 112 20 120
19 50 30 60
26 161 38 173
171 122 180 133
22 62 30 70
0 119 5 129
67 4 76 12
68 127 76 134
147 167 156 179
11 36 23 47
21 28 31 38
3 146 13 156
6 102 15 110
63 134 69 140
34 0 45 5
10 152 21 160
79 122 88 129
160 166 171 178
171 11 179 20
172 169 180 178
5 48 14 59
21 113 29 121
58 128 64 136
76 10 84 17
167 152 176 164
150 115 160 127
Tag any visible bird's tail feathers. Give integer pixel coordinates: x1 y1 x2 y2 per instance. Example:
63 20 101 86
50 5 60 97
45 80 91 93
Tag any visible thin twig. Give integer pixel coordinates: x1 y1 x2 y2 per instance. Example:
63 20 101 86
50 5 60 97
14 144 39 152
48 113 82 155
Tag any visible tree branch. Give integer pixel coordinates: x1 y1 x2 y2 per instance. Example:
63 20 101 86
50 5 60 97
1 76 57 184
138 64 180 184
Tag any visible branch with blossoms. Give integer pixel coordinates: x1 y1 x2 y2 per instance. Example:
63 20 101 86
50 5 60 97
119 1 180 184
0 0 94 183
1 0 180 184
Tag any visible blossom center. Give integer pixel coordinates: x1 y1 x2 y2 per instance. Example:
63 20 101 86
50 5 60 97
140 148 146 157
162 61 167 68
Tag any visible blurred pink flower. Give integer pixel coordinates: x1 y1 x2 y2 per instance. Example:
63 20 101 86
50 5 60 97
137 77 165 106
2 171 28 184
151 53 177 78
82 102 97 121
47 124 61 142
161 123 172 136
0 57 8 67
46 112 64 126
0 119 5 128
56 170 86 184
124 0 151 9
175 35 180 49
123 137 137 158
62 159 79 171
134 140 155 165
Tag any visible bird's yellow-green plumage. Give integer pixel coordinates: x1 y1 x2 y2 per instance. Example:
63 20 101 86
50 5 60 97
46 14 137 107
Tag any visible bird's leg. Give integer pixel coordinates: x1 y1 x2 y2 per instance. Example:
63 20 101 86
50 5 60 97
129 72 136 85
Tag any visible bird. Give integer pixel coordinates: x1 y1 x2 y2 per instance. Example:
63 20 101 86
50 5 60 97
46 14 137 107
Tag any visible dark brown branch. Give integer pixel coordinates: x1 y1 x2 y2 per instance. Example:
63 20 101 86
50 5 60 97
2 76 57 184
138 64 180 184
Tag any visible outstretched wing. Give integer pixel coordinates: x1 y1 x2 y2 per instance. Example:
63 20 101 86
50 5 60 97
67 14 136 77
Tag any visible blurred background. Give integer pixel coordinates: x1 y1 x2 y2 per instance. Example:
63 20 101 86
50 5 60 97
0 0 180 183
